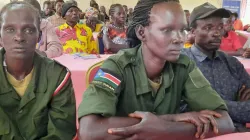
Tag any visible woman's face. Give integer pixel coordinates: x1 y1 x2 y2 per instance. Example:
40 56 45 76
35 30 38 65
141 2 186 62
86 16 98 31
112 6 126 25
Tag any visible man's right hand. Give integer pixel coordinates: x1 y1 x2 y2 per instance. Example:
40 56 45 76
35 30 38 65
173 110 222 139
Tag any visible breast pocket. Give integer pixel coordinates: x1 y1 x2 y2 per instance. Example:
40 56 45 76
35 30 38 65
189 67 210 88
33 108 49 136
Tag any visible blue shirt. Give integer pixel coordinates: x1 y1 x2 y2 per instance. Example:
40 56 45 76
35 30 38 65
182 45 250 124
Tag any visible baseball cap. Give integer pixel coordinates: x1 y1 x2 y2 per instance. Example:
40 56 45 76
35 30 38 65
190 2 230 27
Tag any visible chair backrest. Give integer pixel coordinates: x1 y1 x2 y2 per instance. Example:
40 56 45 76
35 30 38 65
86 60 104 86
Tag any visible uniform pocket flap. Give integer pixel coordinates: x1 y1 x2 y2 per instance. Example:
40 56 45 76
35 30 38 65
189 67 210 88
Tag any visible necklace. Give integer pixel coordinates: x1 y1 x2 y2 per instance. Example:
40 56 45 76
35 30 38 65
110 23 125 30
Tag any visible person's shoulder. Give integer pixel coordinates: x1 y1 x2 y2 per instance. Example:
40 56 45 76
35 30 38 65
106 47 139 68
228 31 238 37
47 14 55 20
181 47 194 59
36 54 67 73
79 23 92 33
176 53 193 68
217 51 242 67
41 19 54 30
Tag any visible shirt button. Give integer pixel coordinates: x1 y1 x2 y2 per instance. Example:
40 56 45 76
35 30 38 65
18 110 23 114
130 57 135 62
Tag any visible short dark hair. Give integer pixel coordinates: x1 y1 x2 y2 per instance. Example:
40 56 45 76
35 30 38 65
43 1 51 9
127 0 180 48
184 10 190 13
55 0 64 7
0 1 41 28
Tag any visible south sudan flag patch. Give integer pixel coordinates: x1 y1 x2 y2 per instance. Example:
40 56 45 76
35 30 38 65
93 69 121 90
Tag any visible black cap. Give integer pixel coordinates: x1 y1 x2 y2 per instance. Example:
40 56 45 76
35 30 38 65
190 2 230 26
61 2 79 17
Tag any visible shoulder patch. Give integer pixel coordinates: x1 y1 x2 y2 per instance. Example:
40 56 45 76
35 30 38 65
92 69 121 91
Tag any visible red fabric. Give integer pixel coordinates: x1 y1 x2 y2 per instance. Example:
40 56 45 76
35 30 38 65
220 31 243 51
238 33 248 46
234 19 244 30
247 123 250 128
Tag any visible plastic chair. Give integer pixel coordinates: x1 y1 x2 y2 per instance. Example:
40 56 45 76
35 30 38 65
86 60 104 86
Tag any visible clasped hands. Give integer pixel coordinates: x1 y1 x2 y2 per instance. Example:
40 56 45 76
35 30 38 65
108 110 222 140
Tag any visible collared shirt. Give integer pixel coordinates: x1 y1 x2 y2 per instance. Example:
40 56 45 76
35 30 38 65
56 23 97 54
220 31 243 51
78 46 227 118
182 45 250 124
38 19 63 58
0 49 76 139
47 13 66 27
102 25 128 54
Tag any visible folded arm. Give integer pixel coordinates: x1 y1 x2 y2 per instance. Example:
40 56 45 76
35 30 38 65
225 100 250 123
79 110 234 140
103 33 129 53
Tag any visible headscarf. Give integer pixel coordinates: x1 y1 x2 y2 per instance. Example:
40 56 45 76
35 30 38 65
85 7 99 18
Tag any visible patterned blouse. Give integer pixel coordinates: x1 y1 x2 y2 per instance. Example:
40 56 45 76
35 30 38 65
102 24 128 54
56 23 98 54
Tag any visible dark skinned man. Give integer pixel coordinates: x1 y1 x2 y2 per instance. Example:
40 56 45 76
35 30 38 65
183 2 250 132
0 2 76 139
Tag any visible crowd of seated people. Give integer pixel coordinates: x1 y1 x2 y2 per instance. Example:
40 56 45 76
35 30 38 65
0 0 250 139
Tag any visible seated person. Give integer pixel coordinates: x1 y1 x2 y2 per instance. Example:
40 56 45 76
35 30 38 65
100 6 110 22
56 2 97 54
184 32 195 48
182 2 250 132
41 1 55 19
83 7 104 32
101 4 129 54
47 0 66 27
0 2 76 139
220 11 249 57
78 1 234 140
24 0 63 58
232 12 243 31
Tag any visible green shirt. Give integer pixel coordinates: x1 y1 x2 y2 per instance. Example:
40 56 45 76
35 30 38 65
0 49 76 140
78 46 227 118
